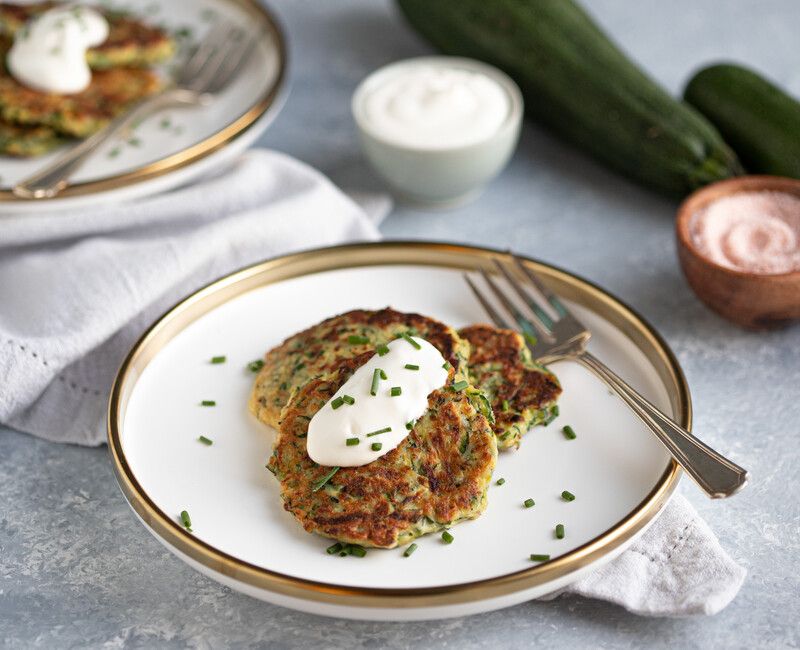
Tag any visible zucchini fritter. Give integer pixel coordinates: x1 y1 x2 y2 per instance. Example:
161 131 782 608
0 2 175 69
269 355 497 548
459 324 561 450
0 119 65 156
249 308 471 430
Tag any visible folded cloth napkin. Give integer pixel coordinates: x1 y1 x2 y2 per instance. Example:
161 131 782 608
0 150 744 616
0 149 382 445
554 493 746 616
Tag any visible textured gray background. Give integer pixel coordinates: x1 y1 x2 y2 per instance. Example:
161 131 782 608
2 0 799 648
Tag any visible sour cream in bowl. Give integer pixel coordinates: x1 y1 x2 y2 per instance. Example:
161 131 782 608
352 57 523 207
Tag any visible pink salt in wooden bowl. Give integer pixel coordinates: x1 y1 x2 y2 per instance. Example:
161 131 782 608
676 175 800 329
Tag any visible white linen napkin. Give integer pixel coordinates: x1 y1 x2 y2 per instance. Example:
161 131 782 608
0 150 744 616
554 493 746 616
0 149 382 445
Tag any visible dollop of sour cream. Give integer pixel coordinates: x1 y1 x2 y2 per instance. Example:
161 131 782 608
690 191 800 275
360 63 510 149
307 336 448 467
8 5 109 94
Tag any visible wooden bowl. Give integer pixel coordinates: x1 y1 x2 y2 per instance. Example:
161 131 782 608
676 175 800 329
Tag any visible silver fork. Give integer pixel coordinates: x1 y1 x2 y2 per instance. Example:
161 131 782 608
465 254 749 499
13 22 257 200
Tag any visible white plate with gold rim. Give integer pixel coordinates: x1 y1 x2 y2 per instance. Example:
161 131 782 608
0 0 286 214
109 242 687 621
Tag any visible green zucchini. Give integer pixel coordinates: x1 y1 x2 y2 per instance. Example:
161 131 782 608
396 0 742 196
684 63 800 179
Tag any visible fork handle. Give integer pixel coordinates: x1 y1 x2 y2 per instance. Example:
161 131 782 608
577 351 748 498
12 88 200 200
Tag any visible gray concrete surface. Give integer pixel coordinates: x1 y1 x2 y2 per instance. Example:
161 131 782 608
2 0 799 647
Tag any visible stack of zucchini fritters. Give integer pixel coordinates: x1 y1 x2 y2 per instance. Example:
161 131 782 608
0 2 174 156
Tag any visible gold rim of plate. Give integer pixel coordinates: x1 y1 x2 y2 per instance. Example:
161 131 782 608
0 0 286 202
108 241 689 609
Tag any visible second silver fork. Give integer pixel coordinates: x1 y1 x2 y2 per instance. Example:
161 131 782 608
465 254 749 499
13 21 258 200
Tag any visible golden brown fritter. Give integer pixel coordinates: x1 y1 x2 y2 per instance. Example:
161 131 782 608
268 355 497 548
0 2 175 68
0 119 65 155
249 308 471 430
0 51 162 137
459 324 561 450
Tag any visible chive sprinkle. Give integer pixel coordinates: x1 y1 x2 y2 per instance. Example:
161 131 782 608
200 400 216 407
530 554 550 562
348 335 369 345
346 438 359 446
561 490 576 501
371 442 383 451
403 543 418 557
502 399 510 412
376 343 390 356
442 361 451 370
370 368 382 396
405 420 415 431
380 369 388 380
180 510 192 531
524 332 538 348
404 364 419 371
562 425 577 440
326 542 343 555
556 524 565 539
390 386 402 397
210 355 226 364
342 394 355 405
452 380 468 392
347 544 367 558
399 332 421 349
331 396 345 410
524 498 535 508
366 426 391 437
441 530 454 544
247 359 264 373
312 466 340 492
198 435 213 446
496 478 506 486
552 405 560 418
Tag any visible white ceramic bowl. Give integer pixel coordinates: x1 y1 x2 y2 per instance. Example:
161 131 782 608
352 56 523 207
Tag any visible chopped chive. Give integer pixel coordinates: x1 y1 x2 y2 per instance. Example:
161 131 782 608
556 524 565 539
210 355 226 364
179 510 192 531
523 332 538 347
198 435 213 446
496 478 506 486
390 386 402 397
404 364 419 371
405 420 415 431
342 394 355 405
380 369 388 380
366 426 391 437
376 343 390 356
331 396 345 410
371 442 383 451
562 425 577 440
312 466 340 492
452 380 469 392
326 542 343 555
339 549 348 557
399 332 421 349
294 362 305 371
348 335 369 345
247 359 264 372
370 368 381 396
346 438 359 446
552 405 560 417
530 554 550 562
524 498 535 508
403 543 418 557
347 544 367 558
200 400 216 407
442 361 451 370
561 490 576 502
441 530 454 544
502 399 510 412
